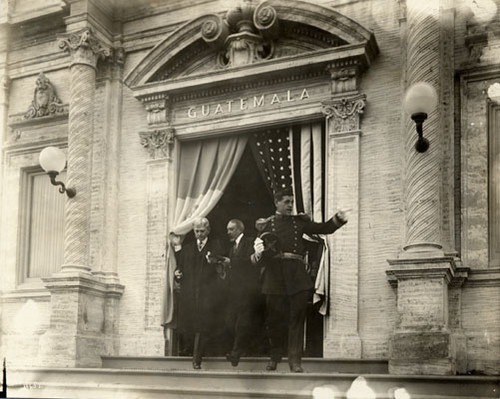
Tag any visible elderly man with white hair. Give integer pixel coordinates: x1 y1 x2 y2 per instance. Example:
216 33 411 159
172 217 225 369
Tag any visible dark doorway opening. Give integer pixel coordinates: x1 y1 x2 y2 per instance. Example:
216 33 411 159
207 142 275 240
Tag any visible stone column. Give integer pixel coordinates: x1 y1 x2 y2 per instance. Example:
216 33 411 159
386 0 467 375
58 28 110 273
39 29 124 367
139 93 176 355
321 61 364 358
0 24 9 245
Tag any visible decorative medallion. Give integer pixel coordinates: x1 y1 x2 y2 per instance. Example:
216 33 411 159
24 72 65 119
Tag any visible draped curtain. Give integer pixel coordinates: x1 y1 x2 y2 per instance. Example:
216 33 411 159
292 122 330 316
250 123 330 315
163 135 248 325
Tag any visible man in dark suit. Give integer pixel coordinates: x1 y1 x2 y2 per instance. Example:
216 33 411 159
252 188 348 372
223 219 263 366
173 217 225 369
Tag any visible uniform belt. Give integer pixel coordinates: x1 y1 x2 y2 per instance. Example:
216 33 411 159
281 252 305 262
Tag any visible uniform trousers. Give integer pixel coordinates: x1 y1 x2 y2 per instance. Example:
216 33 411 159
265 289 309 366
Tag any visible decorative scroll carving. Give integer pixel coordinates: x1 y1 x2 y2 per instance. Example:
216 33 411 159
142 95 170 126
24 72 65 119
254 3 279 37
59 28 111 68
139 129 175 160
200 1 277 67
322 94 366 133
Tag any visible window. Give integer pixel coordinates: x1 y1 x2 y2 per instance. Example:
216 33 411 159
18 169 66 284
489 103 500 266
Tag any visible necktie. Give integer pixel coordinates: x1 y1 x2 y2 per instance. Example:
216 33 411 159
198 240 204 252
231 241 238 256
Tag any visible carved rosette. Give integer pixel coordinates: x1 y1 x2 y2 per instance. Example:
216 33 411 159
142 95 170 126
139 128 175 160
322 94 366 133
24 72 65 119
59 29 110 69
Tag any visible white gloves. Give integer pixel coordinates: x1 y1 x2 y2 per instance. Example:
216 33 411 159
174 269 183 281
253 237 265 260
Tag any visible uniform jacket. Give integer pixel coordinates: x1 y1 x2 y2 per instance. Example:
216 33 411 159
259 213 346 295
175 237 224 332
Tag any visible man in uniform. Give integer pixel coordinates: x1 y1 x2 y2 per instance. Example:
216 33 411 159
252 188 348 372
173 217 225 369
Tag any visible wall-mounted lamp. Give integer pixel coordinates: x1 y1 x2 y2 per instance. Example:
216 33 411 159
39 146 76 198
403 82 438 153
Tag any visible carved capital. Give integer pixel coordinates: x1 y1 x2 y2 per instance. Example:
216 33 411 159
59 29 111 69
139 128 175 160
326 62 361 94
322 94 366 134
24 72 65 119
141 95 170 126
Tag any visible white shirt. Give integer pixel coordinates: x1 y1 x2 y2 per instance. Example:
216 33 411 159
234 233 243 248
197 237 208 251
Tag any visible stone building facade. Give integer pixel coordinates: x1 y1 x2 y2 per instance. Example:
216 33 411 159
0 0 499 378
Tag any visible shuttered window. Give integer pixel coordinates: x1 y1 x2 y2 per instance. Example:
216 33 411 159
20 170 65 282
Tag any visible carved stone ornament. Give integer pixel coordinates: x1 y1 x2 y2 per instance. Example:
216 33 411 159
200 1 277 68
139 129 175 159
59 29 111 68
326 62 361 94
142 95 170 126
24 72 65 119
322 94 366 133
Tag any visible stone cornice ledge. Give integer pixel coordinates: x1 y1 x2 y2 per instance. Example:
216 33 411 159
386 257 470 288
8 108 69 130
42 272 125 298
464 268 500 287
131 43 371 100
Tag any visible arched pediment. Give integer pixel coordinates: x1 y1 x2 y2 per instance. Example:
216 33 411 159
124 0 378 89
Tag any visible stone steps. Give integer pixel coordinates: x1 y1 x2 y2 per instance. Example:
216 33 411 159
101 356 389 374
7 366 499 399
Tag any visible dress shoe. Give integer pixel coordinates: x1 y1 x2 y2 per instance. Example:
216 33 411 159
192 362 201 370
226 352 240 367
289 364 303 373
266 360 278 371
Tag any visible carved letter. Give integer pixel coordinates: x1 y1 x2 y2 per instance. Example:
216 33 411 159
254 95 265 107
227 100 234 113
300 89 310 100
214 103 223 114
286 90 295 102
270 94 281 104
188 107 197 118
202 105 210 116
240 98 248 110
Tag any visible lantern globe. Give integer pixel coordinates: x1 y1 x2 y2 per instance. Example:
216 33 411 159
403 82 438 116
39 146 66 173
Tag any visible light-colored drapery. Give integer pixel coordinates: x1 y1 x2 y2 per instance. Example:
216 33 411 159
163 135 248 325
295 122 330 315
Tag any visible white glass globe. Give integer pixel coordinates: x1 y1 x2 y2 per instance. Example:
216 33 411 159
39 146 66 173
403 82 438 116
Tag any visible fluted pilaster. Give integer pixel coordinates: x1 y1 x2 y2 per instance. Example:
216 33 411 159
58 29 109 272
403 0 443 255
